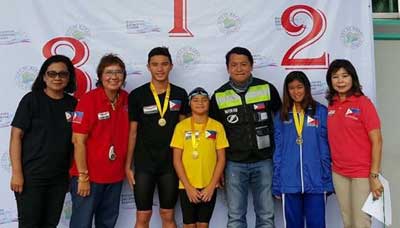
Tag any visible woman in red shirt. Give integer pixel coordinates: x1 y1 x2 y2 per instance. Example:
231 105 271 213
326 59 383 228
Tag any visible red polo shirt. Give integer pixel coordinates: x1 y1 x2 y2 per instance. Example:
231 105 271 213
70 87 129 183
327 95 380 178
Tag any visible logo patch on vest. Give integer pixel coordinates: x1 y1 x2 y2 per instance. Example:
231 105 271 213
227 114 239 124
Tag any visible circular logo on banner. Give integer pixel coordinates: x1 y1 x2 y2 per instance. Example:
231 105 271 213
15 66 38 91
176 47 200 68
0 150 11 173
217 12 241 34
341 26 364 49
66 24 91 40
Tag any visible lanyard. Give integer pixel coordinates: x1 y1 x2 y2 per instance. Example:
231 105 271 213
150 82 170 120
190 117 208 159
292 105 304 144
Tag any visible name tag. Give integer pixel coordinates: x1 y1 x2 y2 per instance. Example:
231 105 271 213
98 111 110 120
143 105 158 114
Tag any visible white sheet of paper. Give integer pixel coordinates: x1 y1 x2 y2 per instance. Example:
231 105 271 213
361 174 392 226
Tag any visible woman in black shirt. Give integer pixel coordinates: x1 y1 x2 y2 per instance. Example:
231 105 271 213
9 55 77 228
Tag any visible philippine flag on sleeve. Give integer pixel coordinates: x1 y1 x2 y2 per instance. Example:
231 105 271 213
170 100 182 111
72 111 84 124
205 130 217 139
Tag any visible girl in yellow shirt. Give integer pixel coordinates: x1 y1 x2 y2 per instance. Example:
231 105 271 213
171 87 228 228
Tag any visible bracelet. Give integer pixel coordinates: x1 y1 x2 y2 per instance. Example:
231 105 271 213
78 170 88 175
78 175 89 183
369 173 379 179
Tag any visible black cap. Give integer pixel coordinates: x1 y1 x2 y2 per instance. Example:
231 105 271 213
188 87 209 100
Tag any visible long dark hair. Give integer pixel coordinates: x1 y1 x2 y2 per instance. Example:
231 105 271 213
281 71 316 121
31 55 76 93
325 59 364 104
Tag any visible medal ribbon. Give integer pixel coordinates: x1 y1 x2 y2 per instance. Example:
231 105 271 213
292 105 304 140
150 82 170 119
190 117 208 153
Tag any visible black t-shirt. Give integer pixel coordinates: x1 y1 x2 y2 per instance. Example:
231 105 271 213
128 83 189 173
11 91 77 183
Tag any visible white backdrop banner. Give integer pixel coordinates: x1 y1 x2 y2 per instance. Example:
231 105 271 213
0 0 376 227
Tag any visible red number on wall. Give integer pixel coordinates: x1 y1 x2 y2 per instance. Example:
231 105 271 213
281 5 329 69
43 37 92 99
169 0 193 37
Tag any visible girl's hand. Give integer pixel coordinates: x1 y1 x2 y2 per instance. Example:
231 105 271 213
186 185 201 203
200 185 216 202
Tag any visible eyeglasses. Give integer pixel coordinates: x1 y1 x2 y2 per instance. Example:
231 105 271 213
46 71 70 79
104 70 124 77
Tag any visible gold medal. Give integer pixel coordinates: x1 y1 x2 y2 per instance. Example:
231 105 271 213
296 137 303 145
158 118 167 127
192 151 199 159
292 105 304 146
150 82 170 128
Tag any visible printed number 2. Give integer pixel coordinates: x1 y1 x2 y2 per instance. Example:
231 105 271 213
169 0 193 37
281 5 329 69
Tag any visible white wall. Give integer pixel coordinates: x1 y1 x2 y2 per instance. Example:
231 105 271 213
374 40 400 228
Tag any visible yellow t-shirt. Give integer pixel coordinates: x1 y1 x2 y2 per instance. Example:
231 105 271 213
170 117 229 189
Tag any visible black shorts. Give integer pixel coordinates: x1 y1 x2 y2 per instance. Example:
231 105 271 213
134 171 178 211
179 189 217 224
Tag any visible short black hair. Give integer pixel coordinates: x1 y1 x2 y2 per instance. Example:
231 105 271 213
96 54 127 87
225 47 254 67
31 55 76 93
325 59 364 104
148 47 172 64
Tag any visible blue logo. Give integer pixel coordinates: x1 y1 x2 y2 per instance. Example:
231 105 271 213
15 66 38 90
126 20 160 34
0 30 30 45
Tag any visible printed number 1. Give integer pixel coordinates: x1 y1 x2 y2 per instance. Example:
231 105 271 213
169 0 193 37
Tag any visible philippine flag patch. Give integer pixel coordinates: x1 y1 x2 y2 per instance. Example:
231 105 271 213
65 111 73 122
170 100 182 111
253 103 265 111
72 111 84 124
307 116 319 127
345 108 360 116
205 130 217 139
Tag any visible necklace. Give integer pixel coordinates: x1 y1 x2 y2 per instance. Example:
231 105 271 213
109 92 119 111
